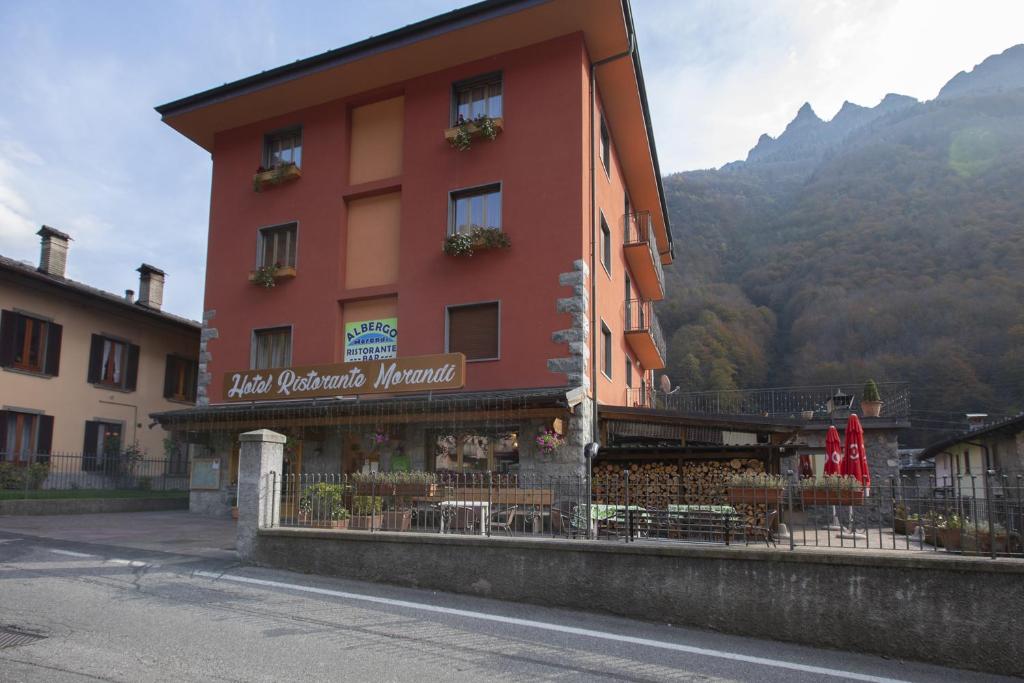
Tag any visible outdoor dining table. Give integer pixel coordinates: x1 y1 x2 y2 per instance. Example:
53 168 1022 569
436 500 489 536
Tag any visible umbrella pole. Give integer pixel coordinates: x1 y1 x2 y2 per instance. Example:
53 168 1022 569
827 504 842 530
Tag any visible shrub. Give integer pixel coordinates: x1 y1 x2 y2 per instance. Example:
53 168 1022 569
862 379 881 403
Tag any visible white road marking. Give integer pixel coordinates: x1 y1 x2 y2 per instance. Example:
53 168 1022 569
108 558 151 567
48 549 96 558
194 571 909 683
0 538 23 543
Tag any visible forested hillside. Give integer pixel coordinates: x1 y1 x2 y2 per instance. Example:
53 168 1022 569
659 44 1024 423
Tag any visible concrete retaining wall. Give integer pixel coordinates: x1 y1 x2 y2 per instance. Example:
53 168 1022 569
0 496 188 516
253 530 1024 677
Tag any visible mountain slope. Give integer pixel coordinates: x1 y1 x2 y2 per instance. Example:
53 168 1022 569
659 45 1024 424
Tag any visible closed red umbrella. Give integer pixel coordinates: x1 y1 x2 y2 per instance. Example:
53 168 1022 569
840 413 871 493
824 425 843 476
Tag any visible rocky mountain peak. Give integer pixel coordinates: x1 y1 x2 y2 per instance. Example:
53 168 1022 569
937 44 1024 100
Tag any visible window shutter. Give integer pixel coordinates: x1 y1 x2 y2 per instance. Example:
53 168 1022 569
125 343 141 391
448 303 499 360
82 420 99 471
44 322 62 376
37 415 54 455
187 359 198 402
87 334 104 383
164 355 175 399
0 411 8 459
0 310 16 368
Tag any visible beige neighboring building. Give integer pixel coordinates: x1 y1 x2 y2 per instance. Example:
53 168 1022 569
1 226 199 472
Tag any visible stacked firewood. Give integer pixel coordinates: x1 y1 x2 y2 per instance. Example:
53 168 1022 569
592 459 770 527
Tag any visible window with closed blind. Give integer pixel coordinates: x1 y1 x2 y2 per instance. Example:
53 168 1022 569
447 302 499 361
252 327 292 369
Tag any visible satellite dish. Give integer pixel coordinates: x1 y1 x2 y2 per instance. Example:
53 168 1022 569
659 374 672 394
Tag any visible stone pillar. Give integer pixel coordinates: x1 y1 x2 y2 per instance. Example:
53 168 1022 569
237 429 285 561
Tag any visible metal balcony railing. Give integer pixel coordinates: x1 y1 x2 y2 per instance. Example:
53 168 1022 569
623 298 667 367
623 211 665 296
656 382 912 420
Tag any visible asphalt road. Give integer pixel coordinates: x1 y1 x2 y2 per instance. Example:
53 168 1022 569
0 522 1011 682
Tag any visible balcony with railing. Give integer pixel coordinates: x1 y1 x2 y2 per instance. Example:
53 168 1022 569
657 382 912 420
623 211 665 301
623 298 666 370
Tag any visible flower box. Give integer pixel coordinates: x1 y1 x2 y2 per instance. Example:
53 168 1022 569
380 510 412 531
893 517 907 535
349 514 379 531
727 487 784 506
443 116 504 145
253 163 301 192
939 528 961 552
353 483 438 497
248 265 296 283
799 489 865 506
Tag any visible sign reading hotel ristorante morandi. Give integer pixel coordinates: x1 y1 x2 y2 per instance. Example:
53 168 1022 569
223 353 465 402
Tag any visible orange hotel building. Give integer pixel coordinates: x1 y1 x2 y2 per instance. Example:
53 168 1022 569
153 0 673 512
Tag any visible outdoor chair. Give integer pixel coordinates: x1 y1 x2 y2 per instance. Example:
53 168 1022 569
448 506 480 534
745 509 778 547
489 505 519 536
550 504 582 538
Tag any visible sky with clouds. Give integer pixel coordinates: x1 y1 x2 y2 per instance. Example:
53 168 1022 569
0 0 1021 319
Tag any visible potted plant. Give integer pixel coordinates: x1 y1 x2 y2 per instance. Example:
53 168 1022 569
380 502 413 531
297 483 351 528
799 475 865 506
349 495 382 530
535 428 565 456
444 113 503 151
893 502 908 535
253 162 302 192
352 471 439 497
727 472 787 506
443 226 511 257
938 514 963 552
860 380 883 418
962 522 1008 555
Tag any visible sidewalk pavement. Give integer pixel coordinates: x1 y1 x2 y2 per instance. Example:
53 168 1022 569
0 510 237 560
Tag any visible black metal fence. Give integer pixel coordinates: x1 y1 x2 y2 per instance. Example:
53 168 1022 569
657 382 912 420
0 451 189 498
270 470 1024 558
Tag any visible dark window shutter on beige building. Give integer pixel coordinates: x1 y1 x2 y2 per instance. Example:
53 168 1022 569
87 335 104 383
44 323 62 376
124 344 141 391
448 303 499 360
37 415 54 455
0 310 15 367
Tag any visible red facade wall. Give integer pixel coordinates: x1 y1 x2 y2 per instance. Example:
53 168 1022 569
203 34 594 402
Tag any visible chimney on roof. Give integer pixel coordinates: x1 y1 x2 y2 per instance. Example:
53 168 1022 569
136 264 165 310
966 413 988 431
124 289 134 302
37 225 71 278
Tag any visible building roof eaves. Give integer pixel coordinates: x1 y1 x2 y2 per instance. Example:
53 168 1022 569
918 414 1024 460
154 0 535 118
0 254 200 331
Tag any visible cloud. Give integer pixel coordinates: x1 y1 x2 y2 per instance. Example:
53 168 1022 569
635 0 1024 171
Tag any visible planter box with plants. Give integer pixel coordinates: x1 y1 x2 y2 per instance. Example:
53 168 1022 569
726 473 787 506
252 163 301 192
249 263 297 288
351 471 440 497
444 115 503 151
379 508 413 531
860 379 883 418
443 226 511 257
349 495 383 530
298 482 351 529
799 475 865 506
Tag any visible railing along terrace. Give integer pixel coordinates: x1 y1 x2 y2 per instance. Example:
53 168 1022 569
267 469 1023 558
624 298 667 364
0 451 190 498
623 210 665 294
275 471 590 538
660 382 911 419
